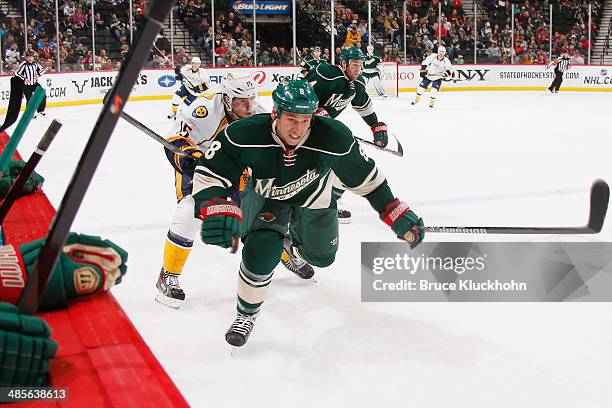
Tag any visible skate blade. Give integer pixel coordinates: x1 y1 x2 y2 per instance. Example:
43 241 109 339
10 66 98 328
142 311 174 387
338 218 352 224
155 291 183 309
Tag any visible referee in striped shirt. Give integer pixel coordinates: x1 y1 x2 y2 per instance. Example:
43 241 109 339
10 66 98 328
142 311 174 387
15 50 47 117
547 50 571 93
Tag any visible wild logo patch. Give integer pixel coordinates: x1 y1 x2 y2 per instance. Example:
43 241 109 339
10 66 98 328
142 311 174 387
192 106 208 118
258 212 276 223
73 266 101 294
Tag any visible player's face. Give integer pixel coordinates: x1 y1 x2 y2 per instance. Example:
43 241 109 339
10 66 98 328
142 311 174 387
275 110 313 147
313 51 321 58
191 63 201 70
344 59 363 80
231 96 256 119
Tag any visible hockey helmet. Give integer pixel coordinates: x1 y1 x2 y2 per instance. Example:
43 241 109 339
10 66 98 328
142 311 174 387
272 79 319 115
437 46 446 55
222 75 257 112
191 56 202 65
340 46 365 63
366 45 374 55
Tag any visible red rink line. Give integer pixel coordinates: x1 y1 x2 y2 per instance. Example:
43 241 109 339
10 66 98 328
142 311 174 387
1 131 189 407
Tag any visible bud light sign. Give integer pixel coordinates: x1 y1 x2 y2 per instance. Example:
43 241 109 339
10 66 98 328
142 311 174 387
232 0 291 14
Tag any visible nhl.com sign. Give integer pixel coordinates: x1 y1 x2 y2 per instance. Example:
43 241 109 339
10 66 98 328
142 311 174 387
232 0 291 14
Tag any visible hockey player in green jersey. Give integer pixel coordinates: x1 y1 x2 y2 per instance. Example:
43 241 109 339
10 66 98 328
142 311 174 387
191 79 425 347
305 45 390 225
304 45 389 148
363 45 387 97
299 46 327 77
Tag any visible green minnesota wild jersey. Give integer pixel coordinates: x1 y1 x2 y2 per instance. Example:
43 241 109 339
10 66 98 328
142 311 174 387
305 63 377 125
363 55 382 79
300 56 327 74
192 114 394 212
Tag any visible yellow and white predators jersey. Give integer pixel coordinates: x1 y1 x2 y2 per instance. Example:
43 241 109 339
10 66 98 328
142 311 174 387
181 65 210 95
168 93 229 150
423 54 453 80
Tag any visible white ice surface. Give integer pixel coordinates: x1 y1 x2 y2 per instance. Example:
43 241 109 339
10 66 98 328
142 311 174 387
7 91 612 407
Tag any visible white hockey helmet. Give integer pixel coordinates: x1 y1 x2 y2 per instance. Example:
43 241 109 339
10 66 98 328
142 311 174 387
191 56 202 65
437 46 446 55
222 74 257 112
366 45 374 55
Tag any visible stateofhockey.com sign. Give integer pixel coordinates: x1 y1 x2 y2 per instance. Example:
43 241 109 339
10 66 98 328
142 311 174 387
362 242 612 301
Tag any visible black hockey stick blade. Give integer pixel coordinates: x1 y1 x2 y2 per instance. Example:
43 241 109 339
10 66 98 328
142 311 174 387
354 132 403 157
17 0 176 315
420 179 609 236
0 77 24 132
392 132 403 156
587 179 609 233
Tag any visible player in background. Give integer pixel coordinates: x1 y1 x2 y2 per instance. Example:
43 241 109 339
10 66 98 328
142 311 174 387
190 79 425 347
168 56 210 120
363 45 387 97
546 50 571 93
411 46 453 108
305 45 389 224
156 76 258 308
300 46 326 77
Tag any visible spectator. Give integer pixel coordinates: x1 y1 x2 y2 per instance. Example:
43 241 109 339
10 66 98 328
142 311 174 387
260 50 272 66
72 57 87 71
5 42 20 66
72 7 87 31
453 54 464 64
239 40 252 60
344 24 361 47
109 14 126 42
38 41 54 61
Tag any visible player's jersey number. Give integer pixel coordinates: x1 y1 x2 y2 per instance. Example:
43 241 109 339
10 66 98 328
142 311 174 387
205 140 222 159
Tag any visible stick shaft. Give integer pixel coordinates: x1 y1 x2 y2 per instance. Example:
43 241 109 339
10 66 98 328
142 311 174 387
0 120 62 223
17 0 175 314
120 111 187 156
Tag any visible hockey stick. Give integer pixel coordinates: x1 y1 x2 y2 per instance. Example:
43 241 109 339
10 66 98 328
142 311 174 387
119 110 188 156
152 41 200 91
0 86 45 176
0 120 62 223
17 0 176 314
354 132 403 157
401 180 610 245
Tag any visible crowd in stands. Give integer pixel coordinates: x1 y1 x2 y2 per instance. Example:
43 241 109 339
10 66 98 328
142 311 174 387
0 0 607 73
479 0 602 64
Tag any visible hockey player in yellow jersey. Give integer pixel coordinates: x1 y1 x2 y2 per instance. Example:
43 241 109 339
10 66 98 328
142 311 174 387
156 75 259 308
168 56 210 120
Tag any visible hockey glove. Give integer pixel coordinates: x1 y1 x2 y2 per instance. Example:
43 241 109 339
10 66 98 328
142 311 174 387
380 199 424 249
174 66 183 80
419 65 427 79
371 122 389 148
198 197 242 252
0 302 58 386
0 159 44 199
0 233 128 311
192 83 208 94
315 107 330 117
164 137 203 176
